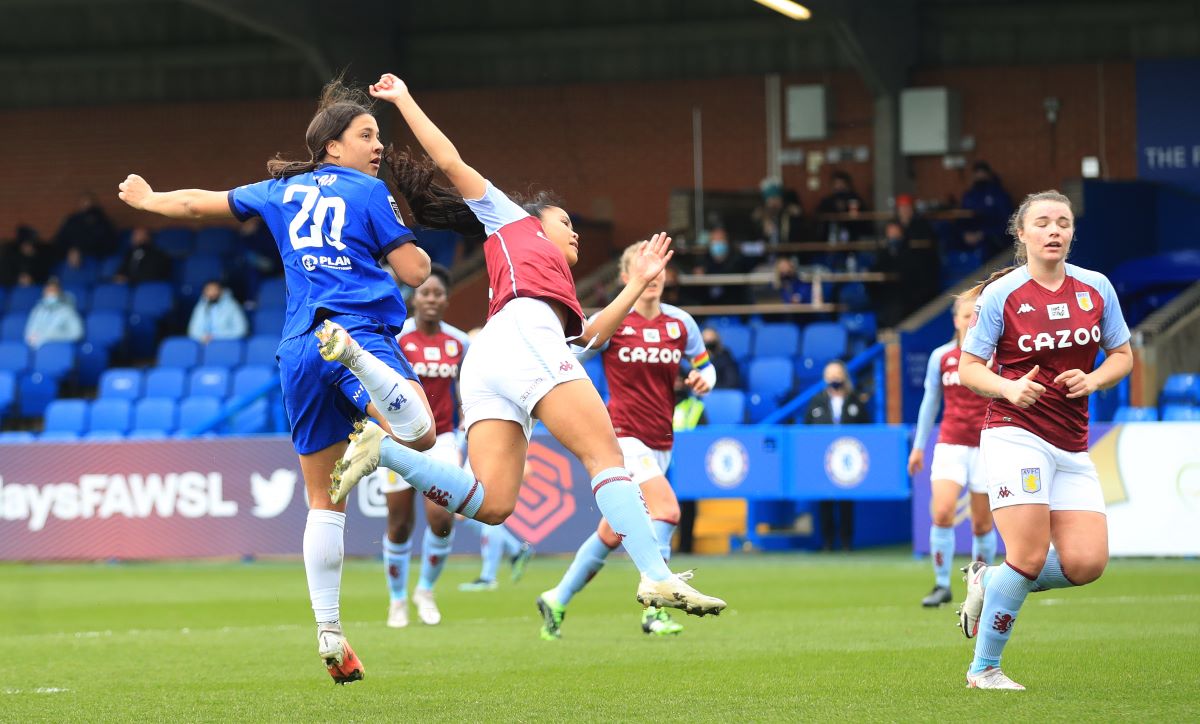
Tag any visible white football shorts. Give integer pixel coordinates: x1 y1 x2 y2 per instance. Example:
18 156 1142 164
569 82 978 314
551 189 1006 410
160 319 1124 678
930 443 987 494
618 436 673 485
980 426 1105 513
459 297 589 439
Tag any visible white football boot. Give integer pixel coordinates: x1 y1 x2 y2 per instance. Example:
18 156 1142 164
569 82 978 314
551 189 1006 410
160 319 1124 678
387 599 409 629
636 570 726 617
957 561 987 639
966 666 1026 690
329 419 385 505
413 588 442 625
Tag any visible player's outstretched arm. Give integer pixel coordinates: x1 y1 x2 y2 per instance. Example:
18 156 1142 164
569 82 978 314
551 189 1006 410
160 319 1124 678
118 174 234 220
371 73 486 201
574 233 674 349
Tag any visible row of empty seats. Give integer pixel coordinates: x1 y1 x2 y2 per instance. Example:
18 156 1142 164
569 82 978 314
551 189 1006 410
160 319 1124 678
29 393 281 440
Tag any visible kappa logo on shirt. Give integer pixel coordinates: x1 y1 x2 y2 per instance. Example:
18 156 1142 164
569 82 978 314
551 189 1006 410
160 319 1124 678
1047 303 1070 320
620 326 635 336
404 342 418 352
1017 303 1035 314
947 357 958 366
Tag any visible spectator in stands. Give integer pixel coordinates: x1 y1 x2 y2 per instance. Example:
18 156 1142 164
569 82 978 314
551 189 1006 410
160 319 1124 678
690 228 753 305
7 234 53 286
869 220 942 328
56 246 99 288
701 327 743 390
894 193 935 243
113 226 172 284
804 360 870 551
751 177 806 247
188 280 248 344
54 192 117 259
773 257 808 304
817 171 869 242
235 216 282 301
24 278 83 348
959 161 1013 256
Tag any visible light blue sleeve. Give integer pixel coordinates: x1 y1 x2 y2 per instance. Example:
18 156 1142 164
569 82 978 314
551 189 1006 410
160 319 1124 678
228 179 273 221
962 285 1004 361
912 347 946 450
442 322 472 355
463 180 530 237
1096 275 1131 350
675 307 709 364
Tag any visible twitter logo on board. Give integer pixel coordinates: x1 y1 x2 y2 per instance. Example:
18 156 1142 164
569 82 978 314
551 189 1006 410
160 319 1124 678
250 469 298 518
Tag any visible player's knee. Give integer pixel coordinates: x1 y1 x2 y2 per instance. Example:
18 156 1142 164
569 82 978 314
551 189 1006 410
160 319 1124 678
653 503 681 525
1063 554 1108 585
971 520 993 536
386 518 413 544
598 528 622 549
426 510 454 538
931 506 956 527
475 499 514 526
1008 551 1048 578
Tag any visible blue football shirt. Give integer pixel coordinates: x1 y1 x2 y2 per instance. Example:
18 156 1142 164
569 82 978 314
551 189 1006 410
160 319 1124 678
228 164 416 339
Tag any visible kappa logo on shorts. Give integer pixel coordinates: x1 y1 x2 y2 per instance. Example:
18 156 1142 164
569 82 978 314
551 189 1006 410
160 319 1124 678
997 486 1013 499
1021 467 1042 494
505 441 576 545
992 612 1015 634
559 360 575 373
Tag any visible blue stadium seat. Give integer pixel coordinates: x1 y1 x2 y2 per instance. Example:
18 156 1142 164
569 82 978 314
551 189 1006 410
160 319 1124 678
583 354 608 402
245 335 279 367
227 398 270 434
132 397 178 435
87 398 132 435
0 341 31 374
33 342 77 381
1 312 26 342
943 249 983 287
89 283 131 312
0 370 15 422
44 399 88 435
57 261 98 290
231 365 276 397
75 342 110 389
715 325 752 361
702 315 741 328
178 396 223 431
85 310 126 351
5 285 42 314
840 312 877 342
252 307 286 338
837 282 870 310
131 281 175 320
155 227 195 258
98 368 143 400
188 366 230 398
1113 406 1157 423
752 323 801 357
61 282 92 310
746 357 794 423
794 357 827 388
1162 405 1200 422
179 254 225 298
40 431 81 442
801 322 848 365
18 372 58 418
145 367 187 398
158 336 200 369
704 389 746 424
255 276 288 309
0 287 5 313
0 430 36 444
201 339 244 368
1161 374 1200 406
194 227 237 256
97 253 124 280
83 431 126 441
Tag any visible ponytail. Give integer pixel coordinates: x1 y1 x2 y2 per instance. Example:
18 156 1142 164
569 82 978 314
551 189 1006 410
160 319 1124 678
386 147 485 238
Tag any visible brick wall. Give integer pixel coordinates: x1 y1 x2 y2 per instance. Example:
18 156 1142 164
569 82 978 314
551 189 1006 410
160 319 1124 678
1 62 1136 250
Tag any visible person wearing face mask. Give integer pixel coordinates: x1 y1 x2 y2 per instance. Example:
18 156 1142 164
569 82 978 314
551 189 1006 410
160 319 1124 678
691 227 753 306
187 280 249 345
804 360 870 551
24 278 84 349
700 327 743 390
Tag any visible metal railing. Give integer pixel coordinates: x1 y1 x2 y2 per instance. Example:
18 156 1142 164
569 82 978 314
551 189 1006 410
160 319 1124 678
757 342 887 425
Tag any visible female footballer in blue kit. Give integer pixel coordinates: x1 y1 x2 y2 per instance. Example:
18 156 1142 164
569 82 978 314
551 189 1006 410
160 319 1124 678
118 80 438 684
954 191 1131 690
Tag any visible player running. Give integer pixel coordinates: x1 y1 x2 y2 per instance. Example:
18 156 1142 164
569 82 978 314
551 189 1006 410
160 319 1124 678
118 79 438 684
908 293 996 608
321 72 726 617
954 190 1131 690
537 243 715 639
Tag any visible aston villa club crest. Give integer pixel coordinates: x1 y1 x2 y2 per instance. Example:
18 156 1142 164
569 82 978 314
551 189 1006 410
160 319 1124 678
445 340 459 357
665 321 681 340
1076 291 1093 311
1021 467 1042 494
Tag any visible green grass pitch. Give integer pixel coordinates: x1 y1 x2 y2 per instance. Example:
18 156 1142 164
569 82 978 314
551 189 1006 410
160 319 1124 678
2 551 1197 721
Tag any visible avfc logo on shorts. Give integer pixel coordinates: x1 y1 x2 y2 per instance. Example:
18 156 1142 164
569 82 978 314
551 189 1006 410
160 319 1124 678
1021 467 1042 494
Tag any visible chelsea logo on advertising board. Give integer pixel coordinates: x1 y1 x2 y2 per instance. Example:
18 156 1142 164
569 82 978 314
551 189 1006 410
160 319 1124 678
824 436 869 489
705 438 749 489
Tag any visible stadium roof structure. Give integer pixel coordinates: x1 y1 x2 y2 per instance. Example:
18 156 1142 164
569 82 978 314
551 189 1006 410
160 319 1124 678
1 0 1197 108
